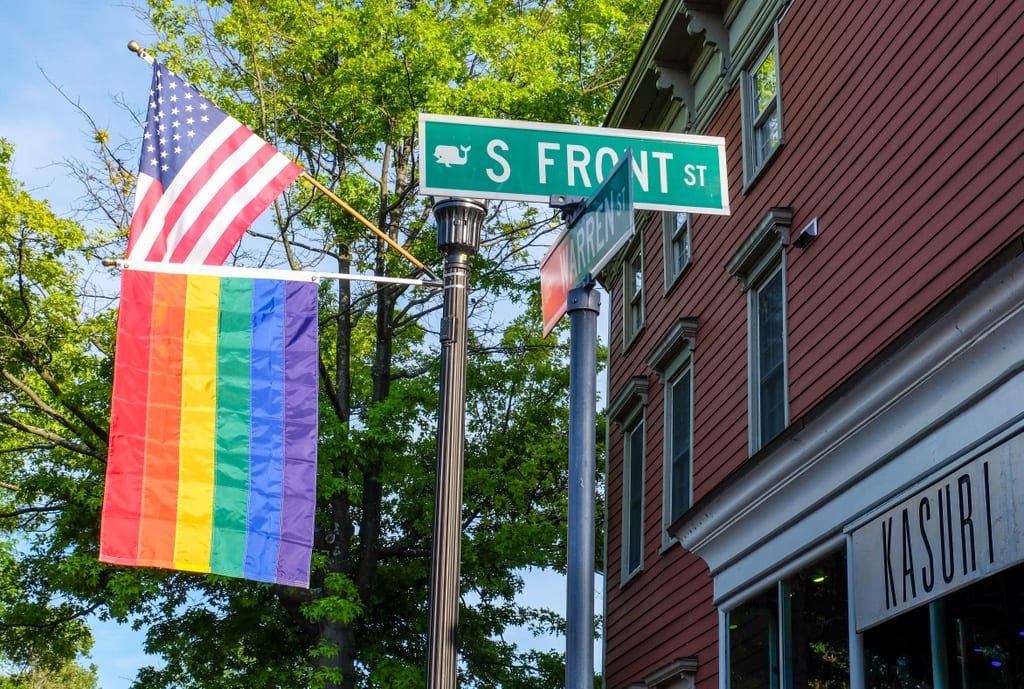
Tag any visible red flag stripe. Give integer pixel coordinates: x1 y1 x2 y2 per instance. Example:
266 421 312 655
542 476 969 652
146 124 258 260
168 141 294 262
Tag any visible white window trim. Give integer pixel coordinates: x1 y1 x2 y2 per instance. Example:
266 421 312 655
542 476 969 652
609 375 650 585
726 208 792 454
748 262 789 452
740 23 784 189
622 416 646 582
662 210 692 293
647 318 699 550
623 238 645 349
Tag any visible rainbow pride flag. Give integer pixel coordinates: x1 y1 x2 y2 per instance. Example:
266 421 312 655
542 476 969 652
100 267 319 587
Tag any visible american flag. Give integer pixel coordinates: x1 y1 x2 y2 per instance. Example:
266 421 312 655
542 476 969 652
127 62 303 265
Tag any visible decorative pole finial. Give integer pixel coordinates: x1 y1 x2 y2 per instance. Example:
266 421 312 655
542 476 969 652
127 40 155 65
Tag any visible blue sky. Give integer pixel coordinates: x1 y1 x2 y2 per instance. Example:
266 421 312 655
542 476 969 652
0 3 587 688
2 4 160 687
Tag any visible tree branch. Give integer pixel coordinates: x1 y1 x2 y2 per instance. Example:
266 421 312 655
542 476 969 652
0 413 93 457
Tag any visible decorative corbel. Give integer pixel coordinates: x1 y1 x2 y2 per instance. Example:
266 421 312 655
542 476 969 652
685 3 731 75
653 61 695 130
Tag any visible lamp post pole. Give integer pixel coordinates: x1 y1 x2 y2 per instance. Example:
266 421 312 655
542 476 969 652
425 197 487 689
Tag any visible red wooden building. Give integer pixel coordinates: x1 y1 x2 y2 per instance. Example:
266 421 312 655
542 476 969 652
600 1 1024 687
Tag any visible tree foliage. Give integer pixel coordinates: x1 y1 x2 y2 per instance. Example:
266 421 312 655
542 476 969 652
0 0 650 687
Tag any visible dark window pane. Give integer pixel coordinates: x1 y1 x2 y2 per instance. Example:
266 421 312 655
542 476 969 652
788 550 849 689
731 587 781 689
757 269 786 444
670 369 692 522
627 423 644 572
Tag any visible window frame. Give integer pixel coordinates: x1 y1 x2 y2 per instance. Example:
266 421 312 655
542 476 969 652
725 208 792 455
724 547 849 689
623 237 645 349
662 210 692 292
663 361 694 543
647 317 699 549
748 261 788 451
622 415 646 581
741 26 783 187
608 376 649 586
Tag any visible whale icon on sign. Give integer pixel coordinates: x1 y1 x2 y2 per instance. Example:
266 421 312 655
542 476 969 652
433 144 471 167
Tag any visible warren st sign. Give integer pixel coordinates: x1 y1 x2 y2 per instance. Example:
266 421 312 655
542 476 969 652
540 154 633 335
419 114 729 214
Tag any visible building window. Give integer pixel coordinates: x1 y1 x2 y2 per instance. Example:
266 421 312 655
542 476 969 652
751 265 786 449
608 376 649 584
647 317 698 546
742 35 783 185
667 364 693 525
726 208 792 454
624 417 645 579
728 550 848 689
623 239 645 347
663 211 691 290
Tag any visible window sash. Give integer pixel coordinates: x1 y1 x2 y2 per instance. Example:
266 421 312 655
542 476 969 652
754 267 786 448
668 367 693 524
625 420 645 576
624 245 645 342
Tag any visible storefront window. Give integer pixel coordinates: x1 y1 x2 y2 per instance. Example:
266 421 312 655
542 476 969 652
787 551 849 688
729 549 848 689
864 562 1024 689
864 601 931 688
731 587 780 689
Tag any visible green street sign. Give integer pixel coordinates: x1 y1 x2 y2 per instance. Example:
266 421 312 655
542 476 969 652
419 113 729 214
540 154 634 336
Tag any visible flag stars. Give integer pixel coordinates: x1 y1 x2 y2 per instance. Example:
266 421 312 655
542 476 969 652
187 130 196 138
174 146 182 154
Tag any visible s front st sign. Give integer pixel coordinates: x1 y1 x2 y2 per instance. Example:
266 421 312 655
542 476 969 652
419 114 729 215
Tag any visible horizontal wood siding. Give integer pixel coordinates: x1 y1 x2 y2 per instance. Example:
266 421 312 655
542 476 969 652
603 1 1024 687
781 0 1024 415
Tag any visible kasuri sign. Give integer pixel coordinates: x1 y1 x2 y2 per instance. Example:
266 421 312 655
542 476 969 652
850 434 1024 631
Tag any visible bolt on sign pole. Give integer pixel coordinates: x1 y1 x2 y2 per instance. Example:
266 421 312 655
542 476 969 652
566 279 600 689
425 197 487 689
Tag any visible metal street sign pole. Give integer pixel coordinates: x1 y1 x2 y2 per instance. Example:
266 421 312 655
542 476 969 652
425 197 487 689
566 279 600 689
547 157 633 689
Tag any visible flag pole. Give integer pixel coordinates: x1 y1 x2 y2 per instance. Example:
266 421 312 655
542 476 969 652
126 40 440 284
298 173 441 283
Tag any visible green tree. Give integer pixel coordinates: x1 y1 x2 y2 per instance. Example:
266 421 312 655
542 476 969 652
0 0 650 686
0 658 99 689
